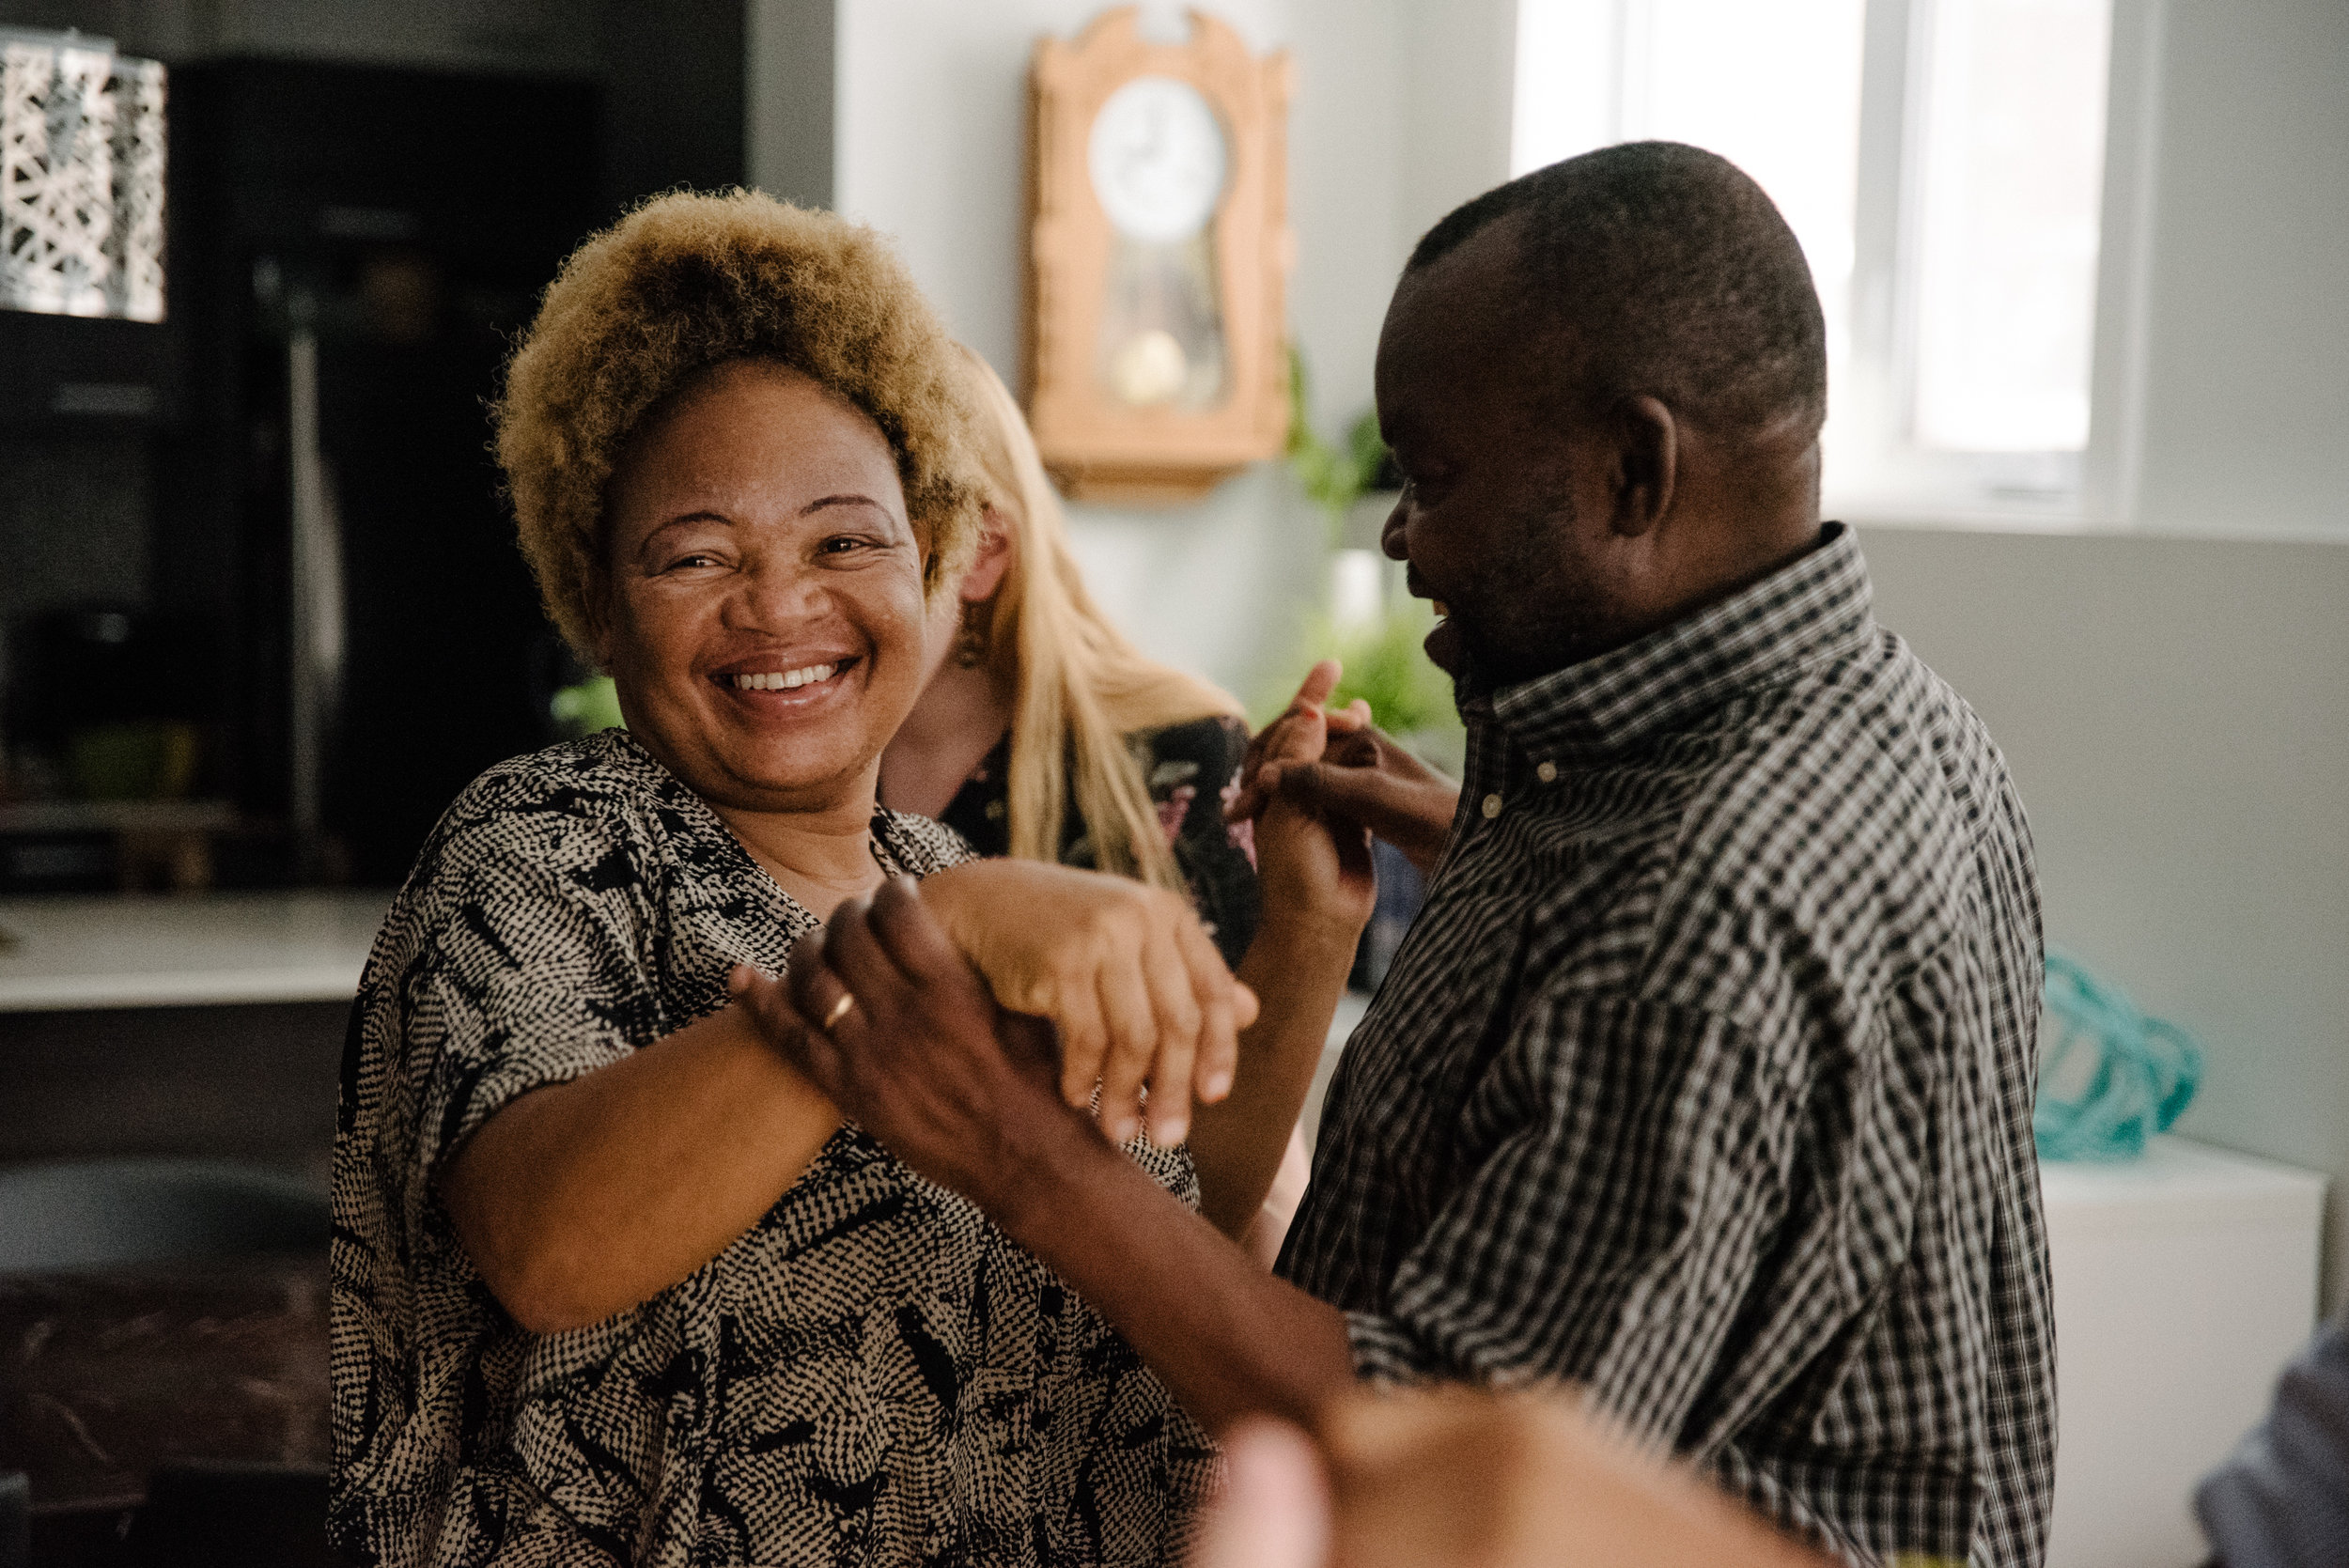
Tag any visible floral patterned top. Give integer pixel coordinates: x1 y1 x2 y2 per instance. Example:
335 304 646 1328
937 716 1262 970
330 729 1213 1567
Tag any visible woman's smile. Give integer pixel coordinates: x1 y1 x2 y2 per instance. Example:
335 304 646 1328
712 653 859 699
709 652 867 726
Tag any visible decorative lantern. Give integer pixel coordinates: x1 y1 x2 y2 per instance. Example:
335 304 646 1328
0 28 165 323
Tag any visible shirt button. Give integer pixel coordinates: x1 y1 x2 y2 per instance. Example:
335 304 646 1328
1535 761 1558 784
1481 793 1503 819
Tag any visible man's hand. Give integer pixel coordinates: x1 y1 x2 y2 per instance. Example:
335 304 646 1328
1224 660 1364 825
1221 661 1377 940
751 879 1361 1436
921 858 1259 1146
736 877 1092 1218
1278 725 1460 878
1227 663 1461 877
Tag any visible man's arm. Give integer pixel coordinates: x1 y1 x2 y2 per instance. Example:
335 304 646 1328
993 1076 1360 1430
741 877 1359 1432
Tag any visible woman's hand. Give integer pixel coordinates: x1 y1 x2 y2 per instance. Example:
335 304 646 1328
1225 662 1377 939
1281 723 1459 877
1228 661 1461 877
1223 660 1366 824
920 859 1259 1146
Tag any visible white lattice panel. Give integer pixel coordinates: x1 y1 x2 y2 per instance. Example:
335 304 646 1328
1 39 166 322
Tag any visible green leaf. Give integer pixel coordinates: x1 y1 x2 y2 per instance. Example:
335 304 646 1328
551 675 625 737
1259 597 1462 747
1284 344 1392 544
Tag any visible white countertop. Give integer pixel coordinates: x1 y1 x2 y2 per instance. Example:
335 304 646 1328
0 891 391 1011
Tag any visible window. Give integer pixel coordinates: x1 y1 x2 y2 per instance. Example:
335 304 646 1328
1512 0 2131 521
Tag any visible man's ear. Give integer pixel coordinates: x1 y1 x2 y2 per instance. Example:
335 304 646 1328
1609 395 1677 538
960 508 1015 603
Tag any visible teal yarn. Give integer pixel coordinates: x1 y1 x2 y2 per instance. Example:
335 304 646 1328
2034 953 2203 1162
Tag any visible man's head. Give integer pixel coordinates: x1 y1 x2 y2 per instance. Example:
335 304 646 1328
1376 142 1828 688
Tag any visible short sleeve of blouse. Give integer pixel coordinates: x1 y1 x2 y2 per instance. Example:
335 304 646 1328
346 778 666 1246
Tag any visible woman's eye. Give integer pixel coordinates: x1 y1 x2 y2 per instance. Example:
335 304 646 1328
817 535 871 556
664 551 723 572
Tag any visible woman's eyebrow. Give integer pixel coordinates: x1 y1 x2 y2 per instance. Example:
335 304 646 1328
801 493 892 518
636 510 731 561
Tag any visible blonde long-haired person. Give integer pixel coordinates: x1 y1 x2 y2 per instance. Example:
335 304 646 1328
881 346 1313 1261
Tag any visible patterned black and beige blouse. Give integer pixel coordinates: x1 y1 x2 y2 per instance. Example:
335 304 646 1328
936 716 1262 971
330 728 1213 1567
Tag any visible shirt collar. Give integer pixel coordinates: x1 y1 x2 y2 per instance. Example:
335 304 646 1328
1481 522 1875 762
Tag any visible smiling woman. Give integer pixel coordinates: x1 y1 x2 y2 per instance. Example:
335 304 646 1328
325 191 1298 1568
596 360 939 908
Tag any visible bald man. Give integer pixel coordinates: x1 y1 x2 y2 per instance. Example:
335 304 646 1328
770 143 2054 1568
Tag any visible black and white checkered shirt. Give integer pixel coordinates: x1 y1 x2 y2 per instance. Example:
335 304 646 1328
1279 525 2056 1567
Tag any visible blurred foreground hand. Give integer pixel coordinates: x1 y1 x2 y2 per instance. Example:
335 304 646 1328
1193 1389 1828 1568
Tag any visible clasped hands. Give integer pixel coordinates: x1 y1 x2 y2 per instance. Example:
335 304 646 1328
733 660 1455 1196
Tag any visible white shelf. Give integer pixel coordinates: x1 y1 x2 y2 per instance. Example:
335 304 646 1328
0 891 391 1012
2041 1136 2327 1568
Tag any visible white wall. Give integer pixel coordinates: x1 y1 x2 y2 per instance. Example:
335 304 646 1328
2130 0 2349 537
830 0 1502 703
748 0 835 209
1395 0 1517 248
1862 528 2349 1311
1858 0 2349 1307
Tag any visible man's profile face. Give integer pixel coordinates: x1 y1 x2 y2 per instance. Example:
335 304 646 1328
1374 220 1626 691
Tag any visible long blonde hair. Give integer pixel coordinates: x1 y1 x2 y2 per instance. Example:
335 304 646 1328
957 345 1245 891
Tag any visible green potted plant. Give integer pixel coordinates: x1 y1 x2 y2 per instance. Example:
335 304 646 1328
1277 347 1462 771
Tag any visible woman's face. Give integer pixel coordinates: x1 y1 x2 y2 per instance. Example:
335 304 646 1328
599 359 929 815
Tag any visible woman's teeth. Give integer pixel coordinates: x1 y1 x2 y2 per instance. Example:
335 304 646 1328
730 663 836 691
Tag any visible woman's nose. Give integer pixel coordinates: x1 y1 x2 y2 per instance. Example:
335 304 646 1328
733 550 826 626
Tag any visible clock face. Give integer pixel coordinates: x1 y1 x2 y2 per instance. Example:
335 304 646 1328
1086 76 1229 244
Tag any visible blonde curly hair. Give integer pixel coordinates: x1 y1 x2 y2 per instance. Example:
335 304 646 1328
493 189 986 660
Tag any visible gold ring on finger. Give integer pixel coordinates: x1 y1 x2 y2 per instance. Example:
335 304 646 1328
823 991 857 1031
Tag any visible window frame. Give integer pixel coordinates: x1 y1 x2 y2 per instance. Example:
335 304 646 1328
1508 0 2168 529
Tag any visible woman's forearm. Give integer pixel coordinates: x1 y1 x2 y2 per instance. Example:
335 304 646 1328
438 1001 839 1333
1188 908 1357 1237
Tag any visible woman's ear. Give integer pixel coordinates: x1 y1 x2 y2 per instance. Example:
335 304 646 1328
960 509 1015 602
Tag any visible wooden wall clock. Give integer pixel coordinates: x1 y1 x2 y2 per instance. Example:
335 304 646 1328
1025 7 1293 504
